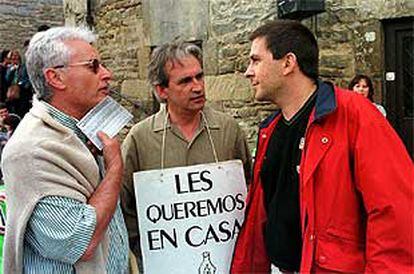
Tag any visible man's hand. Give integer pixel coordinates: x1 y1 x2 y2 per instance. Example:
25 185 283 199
80 132 124 261
97 131 123 174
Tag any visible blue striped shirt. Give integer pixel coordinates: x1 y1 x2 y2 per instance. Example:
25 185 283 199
23 102 129 273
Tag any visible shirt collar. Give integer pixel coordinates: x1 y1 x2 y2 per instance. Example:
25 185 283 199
152 104 220 133
260 79 337 128
41 101 88 144
313 79 336 121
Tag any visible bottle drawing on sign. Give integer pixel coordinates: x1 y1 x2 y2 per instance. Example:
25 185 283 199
198 251 217 274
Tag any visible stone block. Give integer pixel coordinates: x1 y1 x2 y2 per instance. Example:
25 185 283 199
205 101 224 112
221 47 238 59
121 79 153 100
218 60 235 74
205 74 253 101
0 1 64 53
211 21 234 36
143 0 208 46
320 48 353 69
203 39 218 75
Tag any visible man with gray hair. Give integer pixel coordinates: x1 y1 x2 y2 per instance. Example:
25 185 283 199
1 26 129 273
121 41 252 268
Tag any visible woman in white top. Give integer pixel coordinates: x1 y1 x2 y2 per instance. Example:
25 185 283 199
348 74 386 116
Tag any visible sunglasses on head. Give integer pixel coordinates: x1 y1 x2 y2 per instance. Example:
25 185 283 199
53 59 103 74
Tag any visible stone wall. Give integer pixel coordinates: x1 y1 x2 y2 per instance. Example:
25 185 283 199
204 0 278 146
88 0 278 148
0 0 64 54
309 0 414 103
2 0 411 151
64 0 414 152
63 0 87 27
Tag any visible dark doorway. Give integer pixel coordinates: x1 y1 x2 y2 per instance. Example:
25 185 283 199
383 17 414 158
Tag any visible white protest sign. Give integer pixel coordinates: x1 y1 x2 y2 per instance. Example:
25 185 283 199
134 160 247 274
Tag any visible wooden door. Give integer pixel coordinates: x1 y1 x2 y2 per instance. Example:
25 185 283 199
384 17 414 158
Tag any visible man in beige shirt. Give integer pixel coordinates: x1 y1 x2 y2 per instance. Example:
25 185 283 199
121 41 252 268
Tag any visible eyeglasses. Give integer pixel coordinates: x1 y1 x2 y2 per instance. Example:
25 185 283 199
53 59 103 74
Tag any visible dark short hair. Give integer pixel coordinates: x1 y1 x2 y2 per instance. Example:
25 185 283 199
249 19 319 81
4 113 21 130
1 50 10 63
37 25 50 32
348 74 374 101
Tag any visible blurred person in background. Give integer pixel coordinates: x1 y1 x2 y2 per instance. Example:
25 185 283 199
0 102 10 146
5 50 33 118
348 74 386 116
0 50 10 103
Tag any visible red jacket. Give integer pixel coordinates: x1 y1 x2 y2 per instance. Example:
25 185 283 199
231 82 414 273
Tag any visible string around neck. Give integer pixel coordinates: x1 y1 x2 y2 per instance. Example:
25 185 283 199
160 109 219 172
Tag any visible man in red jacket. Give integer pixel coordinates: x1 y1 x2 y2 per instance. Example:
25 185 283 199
231 19 413 273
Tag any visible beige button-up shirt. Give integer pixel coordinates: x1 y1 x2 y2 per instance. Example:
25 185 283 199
121 105 252 261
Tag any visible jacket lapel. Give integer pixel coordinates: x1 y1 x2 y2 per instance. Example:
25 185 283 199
301 80 336 186
302 127 332 186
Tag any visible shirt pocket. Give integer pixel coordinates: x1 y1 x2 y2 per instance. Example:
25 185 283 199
315 227 365 273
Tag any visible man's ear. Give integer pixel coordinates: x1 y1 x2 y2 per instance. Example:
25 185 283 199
282 52 297 76
155 85 168 100
44 68 65 90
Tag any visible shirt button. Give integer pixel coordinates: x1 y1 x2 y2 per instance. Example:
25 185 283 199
321 137 329 144
310 234 315 241
319 255 327 264
262 133 267 139
296 165 300 174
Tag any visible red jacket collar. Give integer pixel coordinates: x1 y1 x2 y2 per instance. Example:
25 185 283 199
259 80 337 129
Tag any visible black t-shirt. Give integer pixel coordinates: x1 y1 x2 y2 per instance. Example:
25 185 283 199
260 91 317 271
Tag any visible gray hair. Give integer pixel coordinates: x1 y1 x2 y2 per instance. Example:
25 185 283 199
25 26 96 102
147 41 203 102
